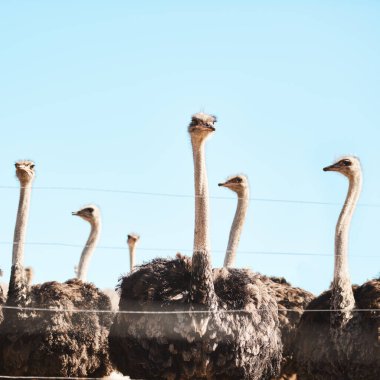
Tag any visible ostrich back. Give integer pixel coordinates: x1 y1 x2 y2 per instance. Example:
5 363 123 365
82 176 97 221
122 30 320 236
263 277 314 380
109 256 282 380
0 278 113 377
295 282 380 380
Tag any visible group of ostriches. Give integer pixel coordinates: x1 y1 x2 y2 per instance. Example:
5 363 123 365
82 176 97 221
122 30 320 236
0 113 378 380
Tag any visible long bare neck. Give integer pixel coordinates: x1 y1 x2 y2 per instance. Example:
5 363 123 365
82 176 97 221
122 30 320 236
192 140 210 252
9 182 32 307
331 173 362 327
77 220 101 282
129 244 136 272
224 189 249 268
12 183 32 266
190 137 217 308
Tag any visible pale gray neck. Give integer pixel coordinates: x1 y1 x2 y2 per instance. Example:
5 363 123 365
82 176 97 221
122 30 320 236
190 137 217 308
331 173 362 326
77 220 101 282
192 139 210 252
224 189 249 268
129 244 136 272
12 183 32 267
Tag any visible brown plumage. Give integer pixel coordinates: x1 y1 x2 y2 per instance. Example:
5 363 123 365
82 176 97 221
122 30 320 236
109 255 282 379
0 269 113 377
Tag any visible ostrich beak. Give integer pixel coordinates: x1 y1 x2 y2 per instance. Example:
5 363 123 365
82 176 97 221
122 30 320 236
218 182 226 187
72 211 79 216
323 163 341 172
200 125 215 132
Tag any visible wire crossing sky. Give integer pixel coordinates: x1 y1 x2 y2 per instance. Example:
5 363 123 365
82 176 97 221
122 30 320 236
1 1 380 295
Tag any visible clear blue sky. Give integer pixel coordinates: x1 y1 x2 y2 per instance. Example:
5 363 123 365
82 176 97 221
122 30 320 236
1 1 379 295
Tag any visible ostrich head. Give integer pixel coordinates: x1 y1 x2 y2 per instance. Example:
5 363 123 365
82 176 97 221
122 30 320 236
323 156 361 179
218 174 249 197
188 112 216 142
72 205 100 225
15 160 35 185
24 266 34 286
127 234 140 248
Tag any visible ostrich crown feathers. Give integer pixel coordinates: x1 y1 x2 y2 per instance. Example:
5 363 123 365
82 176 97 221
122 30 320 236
333 155 360 163
222 173 249 183
188 112 217 132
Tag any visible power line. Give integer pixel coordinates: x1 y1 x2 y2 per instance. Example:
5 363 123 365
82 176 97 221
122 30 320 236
0 185 379 207
0 241 379 258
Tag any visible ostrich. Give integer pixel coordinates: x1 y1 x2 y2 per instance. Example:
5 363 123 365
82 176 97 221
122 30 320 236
72 204 128 380
24 266 34 287
104 233 140 312
109 113 282 379
71 205 121 311
72 205 101 282
218 174 250 268
219 174 314 380
127 233 139 271
296 156 380 380
0 161 113 377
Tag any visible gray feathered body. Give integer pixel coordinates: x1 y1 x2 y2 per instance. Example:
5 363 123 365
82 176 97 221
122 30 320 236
109 255 282 380
0 265 113 377
295 279 380 380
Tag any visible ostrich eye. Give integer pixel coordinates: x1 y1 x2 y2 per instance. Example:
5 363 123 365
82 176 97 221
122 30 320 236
342 160 352 167
85 207 94 213
235 178 242 183
30 164 35 169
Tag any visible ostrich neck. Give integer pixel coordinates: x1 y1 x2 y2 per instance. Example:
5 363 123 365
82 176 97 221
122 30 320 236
129 244 136 272
331 174 361 327
224 190 249 268
12 183 32 266
192 140 210 252
9 182 32 307
190 138 217 308
77 220 101 282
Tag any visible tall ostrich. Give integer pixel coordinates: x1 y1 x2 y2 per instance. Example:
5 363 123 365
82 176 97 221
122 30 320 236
0 161 113 377
219 174 314 380
72 205 101 282
296 156 380 380
72 207 128 380
218 174 314 380
109 113 282 379
127 233 139 271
